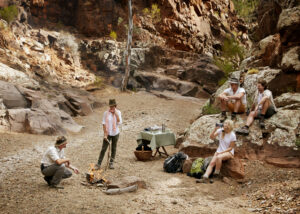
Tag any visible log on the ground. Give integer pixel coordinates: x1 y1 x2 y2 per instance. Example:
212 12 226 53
103 184 138 195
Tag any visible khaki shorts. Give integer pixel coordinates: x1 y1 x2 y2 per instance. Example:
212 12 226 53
227 102 246 113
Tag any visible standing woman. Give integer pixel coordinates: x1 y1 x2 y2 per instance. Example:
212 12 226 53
96 99 122 169
197 120 236 183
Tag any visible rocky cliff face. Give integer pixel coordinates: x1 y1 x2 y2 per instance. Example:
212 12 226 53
30 0 250 55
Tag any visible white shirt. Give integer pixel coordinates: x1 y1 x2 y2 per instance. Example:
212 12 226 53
254 89 277 111
223 87 247 105
41 146 65 166
216 128 236 155
102 109 122 136
257 92 263 108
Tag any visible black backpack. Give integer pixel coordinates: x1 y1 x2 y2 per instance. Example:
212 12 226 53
163 152 187 173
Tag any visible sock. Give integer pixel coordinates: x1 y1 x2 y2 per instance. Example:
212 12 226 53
245 125 249 129
203 174 209 179
214 170 220 175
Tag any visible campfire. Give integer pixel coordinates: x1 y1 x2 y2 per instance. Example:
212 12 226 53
86 163 108 185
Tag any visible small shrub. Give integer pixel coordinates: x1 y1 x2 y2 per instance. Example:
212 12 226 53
202 103 221 115
57 32 79 59
222 37 244 61
56 20 64 30
117 17 123 26
295 138 300 147
143 8 150 15
110 31 117 40
0 20 8 30
151 4 161 23
93 76 103 87
218 77 227 86
0 5 18 24
215 58 234 77
142 4 161 23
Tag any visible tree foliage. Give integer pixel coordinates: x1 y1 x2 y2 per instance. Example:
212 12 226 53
232 0 259 22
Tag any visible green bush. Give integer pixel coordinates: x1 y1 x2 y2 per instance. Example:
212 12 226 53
0 5 18 24
202 103 221 115
222 37 244 60
295 138 300 147
218 77 227 86
93 76 103 87
214 36 244 81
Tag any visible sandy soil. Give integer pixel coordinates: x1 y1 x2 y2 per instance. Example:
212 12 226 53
0 88 299 214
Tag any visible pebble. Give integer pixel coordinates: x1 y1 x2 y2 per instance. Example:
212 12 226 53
171 200 177 205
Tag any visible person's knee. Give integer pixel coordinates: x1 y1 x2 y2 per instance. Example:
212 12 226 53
65 169 72 178
57 164 65 170
215 156 222 162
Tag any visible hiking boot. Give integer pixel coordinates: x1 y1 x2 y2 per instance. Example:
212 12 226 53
231 113 237 121
220 113 227 122
196 177 209 184
259 117 265 129
43 176 52 186
94 164 101 170
236 126 249 135
50 184 64 189
213 173 222 179
109 162 114 169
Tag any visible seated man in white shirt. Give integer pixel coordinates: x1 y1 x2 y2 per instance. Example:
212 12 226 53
236 80 277 135
41 136 79 189
218 77 247 121
96 99 122 170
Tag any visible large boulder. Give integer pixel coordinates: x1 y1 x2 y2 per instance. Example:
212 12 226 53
0 109 30 133
277 6 300 46
281 46 300 72
0 80 29 109
254 34 281 67
133 71 210 98
274 92 300 108
220 158 245 179
0 63 39 89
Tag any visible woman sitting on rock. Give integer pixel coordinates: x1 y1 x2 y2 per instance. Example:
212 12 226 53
197 120 236 183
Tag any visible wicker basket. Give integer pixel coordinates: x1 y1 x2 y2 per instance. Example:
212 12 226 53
134 147 152 161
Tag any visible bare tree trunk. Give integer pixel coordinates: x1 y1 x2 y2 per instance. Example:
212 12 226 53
121 0 133 91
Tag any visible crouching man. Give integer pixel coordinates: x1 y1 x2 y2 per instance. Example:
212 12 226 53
41 136 79 189
218 77 247 121
236 80 277 135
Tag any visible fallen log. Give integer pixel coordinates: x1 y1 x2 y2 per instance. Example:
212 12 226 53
102 184 138 195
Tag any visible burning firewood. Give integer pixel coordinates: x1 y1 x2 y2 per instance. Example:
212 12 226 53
86 163 108 185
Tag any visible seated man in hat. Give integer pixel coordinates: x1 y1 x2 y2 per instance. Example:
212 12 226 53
41 136 79 189
96 99 122 170
218 77 247 121
236 80 277 135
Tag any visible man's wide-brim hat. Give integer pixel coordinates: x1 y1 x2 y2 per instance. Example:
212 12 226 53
228 77 239 85
109 99 117 106
55 136 67 147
